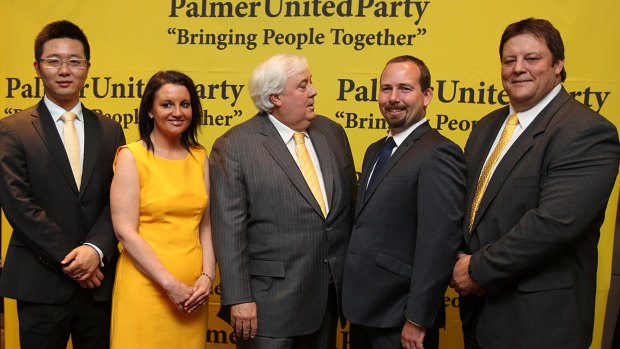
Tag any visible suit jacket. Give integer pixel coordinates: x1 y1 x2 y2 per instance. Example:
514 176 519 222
210 112 357 337
0 100 125 303
461 87 620 349
342 122 465 330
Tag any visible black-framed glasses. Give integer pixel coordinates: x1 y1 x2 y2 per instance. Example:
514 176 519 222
39 58 89 70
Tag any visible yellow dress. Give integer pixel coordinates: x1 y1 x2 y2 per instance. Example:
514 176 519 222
110 142 208 349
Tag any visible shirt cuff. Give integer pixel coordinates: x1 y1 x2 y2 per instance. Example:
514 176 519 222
83 243 104 267
407 319 423 328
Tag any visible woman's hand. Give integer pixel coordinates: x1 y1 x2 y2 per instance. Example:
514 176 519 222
163 279 193 312
184 273 213 313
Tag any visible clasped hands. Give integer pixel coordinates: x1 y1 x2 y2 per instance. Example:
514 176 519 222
164 273 213 314
61 245 103 289
450 253 485 296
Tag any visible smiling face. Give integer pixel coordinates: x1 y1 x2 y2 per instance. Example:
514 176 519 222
270 69 317 131
378 61 432 135
150 83 192 140
34 38 89 110
501 33 563 112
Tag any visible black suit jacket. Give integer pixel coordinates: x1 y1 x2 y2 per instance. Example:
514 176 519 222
461 87 620 349
210 113 357 337
0 100 125 303
342 122 465 330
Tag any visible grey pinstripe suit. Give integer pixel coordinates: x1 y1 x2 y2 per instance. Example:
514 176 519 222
210 112 356 338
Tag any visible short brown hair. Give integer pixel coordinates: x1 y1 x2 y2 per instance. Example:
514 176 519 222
499 18 566 82
384 55 432 91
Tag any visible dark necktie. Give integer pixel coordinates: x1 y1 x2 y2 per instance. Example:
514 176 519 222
366 137 396 194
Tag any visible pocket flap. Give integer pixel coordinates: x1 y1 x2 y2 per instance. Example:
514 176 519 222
249 259 285 278
376 251 412 279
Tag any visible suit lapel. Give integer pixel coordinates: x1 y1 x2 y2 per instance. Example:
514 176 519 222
308 126 335 216
470 88 572 232
258 114 325 218
464 107 508 238
468 108 509 192
80 106 101 195
31 102 79 194
355 141 382 215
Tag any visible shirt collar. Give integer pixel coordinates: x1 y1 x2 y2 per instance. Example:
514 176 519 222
44 96 83 123
267 113 305 143
509 83 562 129
389 117 428 147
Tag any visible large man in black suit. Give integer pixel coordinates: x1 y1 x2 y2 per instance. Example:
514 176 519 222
0 21 125 349
342 55 466 349
452 18 620 349
210 53 357 349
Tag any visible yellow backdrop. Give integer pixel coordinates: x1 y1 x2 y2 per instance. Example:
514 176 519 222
1 1 619 348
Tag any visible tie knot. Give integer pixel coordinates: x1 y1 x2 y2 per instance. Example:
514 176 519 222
294 132 306 145
61 111 77 122
507 113 519 126
384 137 396 149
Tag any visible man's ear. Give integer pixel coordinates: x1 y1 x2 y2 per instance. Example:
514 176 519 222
270 94 281 107
33 61 42 79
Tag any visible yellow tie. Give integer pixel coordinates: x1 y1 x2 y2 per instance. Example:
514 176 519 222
469 114 519 232
294 132 327 217
60 111 81 189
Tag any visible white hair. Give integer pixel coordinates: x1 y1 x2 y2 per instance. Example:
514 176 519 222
249 53 309 112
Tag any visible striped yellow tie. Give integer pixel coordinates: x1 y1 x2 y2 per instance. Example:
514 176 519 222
469 114 519 232
294 132 327 217
60 111 81 189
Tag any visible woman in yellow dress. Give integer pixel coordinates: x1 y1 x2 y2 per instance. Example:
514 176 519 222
109 70 215 348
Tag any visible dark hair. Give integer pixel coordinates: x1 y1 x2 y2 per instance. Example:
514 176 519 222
35 20 90 61
384 55 432 91
138 71 204 152
500 18 566 82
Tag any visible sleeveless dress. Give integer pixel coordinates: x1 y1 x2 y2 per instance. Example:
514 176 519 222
110 141 208 349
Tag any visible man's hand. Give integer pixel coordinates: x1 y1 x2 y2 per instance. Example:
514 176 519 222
231 302 258 340
451 254 485 296
61 245 100 281
77 269 104 289
402 321 426 349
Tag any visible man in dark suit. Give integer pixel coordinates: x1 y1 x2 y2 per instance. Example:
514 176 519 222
342 56 465 349
0 21 125 349
451 18 620 349
210 53 356 349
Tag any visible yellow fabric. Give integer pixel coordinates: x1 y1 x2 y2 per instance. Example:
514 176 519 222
110 141 208 349
469 114 520 232
294 132 327 216
60 111 81 188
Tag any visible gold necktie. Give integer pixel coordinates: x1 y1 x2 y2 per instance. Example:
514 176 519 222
294 132 327 217
60 111 81 189
469 114 519 232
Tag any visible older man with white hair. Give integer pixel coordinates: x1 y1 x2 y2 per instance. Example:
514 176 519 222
210 53 357 349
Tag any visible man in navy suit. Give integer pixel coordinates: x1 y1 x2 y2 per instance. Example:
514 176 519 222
342 55 466 349
0 21 125 349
